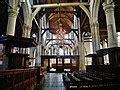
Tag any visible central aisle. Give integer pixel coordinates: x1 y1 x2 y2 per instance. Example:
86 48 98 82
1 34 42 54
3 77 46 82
39 73 66 90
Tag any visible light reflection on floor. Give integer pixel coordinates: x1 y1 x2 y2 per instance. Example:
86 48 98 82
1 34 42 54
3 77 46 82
37 73 66 90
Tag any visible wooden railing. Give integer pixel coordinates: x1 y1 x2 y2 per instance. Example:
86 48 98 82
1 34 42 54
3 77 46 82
0 68 37 90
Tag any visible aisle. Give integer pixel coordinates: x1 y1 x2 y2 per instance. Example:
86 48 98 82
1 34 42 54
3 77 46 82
38 73 66 90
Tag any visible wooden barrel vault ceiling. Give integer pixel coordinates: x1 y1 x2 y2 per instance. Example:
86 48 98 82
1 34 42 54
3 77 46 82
42 0 90 35
0 0 120 42
38 0 120 42
48 6 74 34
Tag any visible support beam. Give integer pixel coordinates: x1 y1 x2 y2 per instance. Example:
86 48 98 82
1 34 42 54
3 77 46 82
33 2 89 8
35 19 42 67
79 4 90 20
90 22 100 53
22 0 32 38
6 0 20 36
49 44 72 49
32 2 89 20
78 18 85 71
103 2 118 47
46 39 74 40
49 43 72 45
42 28 78 31
46 39 74 46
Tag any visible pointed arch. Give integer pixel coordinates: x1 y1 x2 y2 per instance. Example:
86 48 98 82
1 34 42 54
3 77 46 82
92 0 100 22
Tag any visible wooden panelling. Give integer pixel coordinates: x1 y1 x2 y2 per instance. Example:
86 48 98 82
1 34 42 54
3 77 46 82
0 68 37 90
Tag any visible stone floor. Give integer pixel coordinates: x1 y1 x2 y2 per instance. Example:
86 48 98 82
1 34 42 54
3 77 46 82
36 73 66 90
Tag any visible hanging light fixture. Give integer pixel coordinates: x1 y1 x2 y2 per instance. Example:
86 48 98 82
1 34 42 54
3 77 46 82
56 0 66 48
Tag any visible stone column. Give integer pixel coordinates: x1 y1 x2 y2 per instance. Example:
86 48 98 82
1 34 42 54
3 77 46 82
20 24 31 58
22 24 31 38
29 47 36 67
102 40 109 64
4 0 19 69
35 42 41 67
79 41 86 71
103 2 117 47
90 22 100 53
78 18 85 71
84 39 93 65
35 19 42 67
6 0 19 36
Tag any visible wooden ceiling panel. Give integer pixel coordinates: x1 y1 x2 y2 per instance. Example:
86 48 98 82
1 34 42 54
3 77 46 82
48 5 74 34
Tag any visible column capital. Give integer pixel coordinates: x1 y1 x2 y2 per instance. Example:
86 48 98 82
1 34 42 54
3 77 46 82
103 2 115 14
22 24 32 38
8 9 18 17
22 24 32 31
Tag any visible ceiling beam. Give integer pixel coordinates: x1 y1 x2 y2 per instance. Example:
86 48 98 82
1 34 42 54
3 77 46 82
50 43 72 45
33 2 89 8
42 28 78 31
46 39 74 40
32 2 90 20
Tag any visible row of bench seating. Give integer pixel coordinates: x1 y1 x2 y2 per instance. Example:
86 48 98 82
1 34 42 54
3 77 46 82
63 71 120 90
0 67 47 90
0 68 37 90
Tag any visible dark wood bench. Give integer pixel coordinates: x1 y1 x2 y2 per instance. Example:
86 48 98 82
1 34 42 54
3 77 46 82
62 73 70 88
0 68 37 90
63 66 120 89
63 73 81 89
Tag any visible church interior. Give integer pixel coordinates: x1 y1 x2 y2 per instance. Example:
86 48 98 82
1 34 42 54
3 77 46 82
0 0 120 90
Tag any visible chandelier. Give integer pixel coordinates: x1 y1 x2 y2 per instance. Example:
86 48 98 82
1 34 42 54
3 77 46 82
56 23 66 47
56 3 66 48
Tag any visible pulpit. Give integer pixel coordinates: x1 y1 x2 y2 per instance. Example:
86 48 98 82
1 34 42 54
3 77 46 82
0 35 37 69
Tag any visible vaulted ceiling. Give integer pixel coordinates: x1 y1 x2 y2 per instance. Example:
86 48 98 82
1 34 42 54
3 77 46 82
48 6 74 34
35 0 90 36
0 0 120 42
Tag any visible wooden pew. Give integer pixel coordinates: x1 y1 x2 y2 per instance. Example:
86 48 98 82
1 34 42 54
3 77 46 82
86 65 120 89
0 68 37 90
63 73 81 89
62 73 70 88
67 73 81 89
73 71 99 89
